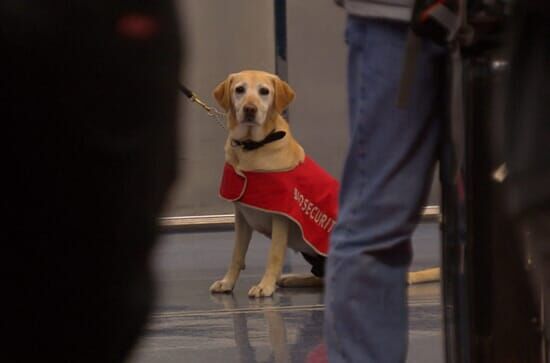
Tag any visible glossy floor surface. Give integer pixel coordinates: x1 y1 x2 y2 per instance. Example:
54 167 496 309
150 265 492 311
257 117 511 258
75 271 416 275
129 222 443 363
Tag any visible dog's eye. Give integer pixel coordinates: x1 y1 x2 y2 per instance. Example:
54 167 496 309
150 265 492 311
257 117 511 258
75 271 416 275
259 87 270 96
235 86 245 94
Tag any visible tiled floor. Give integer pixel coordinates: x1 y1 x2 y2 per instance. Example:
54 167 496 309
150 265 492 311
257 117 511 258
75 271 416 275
129 222 443 363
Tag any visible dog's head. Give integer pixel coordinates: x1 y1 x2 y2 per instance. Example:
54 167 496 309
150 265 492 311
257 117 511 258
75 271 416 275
213 70 295 141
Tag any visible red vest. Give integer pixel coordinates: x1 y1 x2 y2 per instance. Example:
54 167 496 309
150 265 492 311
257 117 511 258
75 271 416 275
219 156 339 256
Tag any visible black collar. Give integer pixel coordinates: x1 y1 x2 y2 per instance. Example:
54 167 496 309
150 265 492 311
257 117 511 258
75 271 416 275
231 130 287 151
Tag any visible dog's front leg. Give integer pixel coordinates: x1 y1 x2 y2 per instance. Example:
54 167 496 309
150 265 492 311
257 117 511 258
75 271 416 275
210 209 252 293
248 215 289 298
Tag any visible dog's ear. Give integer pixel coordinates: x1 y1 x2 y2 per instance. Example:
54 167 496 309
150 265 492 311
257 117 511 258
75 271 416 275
273 77 295 113
213 74 234 111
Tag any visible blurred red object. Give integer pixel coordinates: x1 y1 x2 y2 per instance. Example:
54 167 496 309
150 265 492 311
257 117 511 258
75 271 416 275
116 14 159 40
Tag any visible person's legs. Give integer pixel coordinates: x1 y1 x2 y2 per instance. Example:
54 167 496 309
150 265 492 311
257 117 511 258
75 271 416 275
324 16 444 362
326 242 412 363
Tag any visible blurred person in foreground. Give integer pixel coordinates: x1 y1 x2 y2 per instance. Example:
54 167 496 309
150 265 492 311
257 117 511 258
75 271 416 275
2 1 181 362
324 1 445 362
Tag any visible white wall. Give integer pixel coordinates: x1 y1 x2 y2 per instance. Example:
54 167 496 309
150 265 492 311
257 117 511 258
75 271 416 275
163 0 439 217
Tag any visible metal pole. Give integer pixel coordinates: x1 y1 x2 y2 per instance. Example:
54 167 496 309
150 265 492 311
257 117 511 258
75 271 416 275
274 0 290 121
274 0 288 81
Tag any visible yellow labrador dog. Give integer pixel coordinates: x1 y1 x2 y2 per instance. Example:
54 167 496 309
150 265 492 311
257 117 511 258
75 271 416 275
209 70 325 298
209 70 440 298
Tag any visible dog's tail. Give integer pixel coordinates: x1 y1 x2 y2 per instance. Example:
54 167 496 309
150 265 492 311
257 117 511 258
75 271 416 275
407 267 440 285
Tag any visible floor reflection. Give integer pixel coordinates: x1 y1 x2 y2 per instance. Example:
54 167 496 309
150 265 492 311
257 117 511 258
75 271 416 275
209 291 325 363
133 288 326 363
131 226 442 363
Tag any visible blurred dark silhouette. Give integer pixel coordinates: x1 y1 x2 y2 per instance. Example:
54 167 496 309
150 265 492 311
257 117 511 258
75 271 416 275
2 1 182 362
502 0 550 349
441 1 550 361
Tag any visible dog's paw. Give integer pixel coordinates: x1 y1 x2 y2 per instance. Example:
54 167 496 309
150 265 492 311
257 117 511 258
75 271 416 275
209 279 234 293
248 283 276 298
277 273 324 288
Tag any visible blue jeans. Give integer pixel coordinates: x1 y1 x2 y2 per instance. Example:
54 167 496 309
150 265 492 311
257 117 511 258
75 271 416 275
324 16 445 363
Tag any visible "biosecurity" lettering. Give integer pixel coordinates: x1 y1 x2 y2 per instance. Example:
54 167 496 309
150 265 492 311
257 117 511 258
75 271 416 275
293 188 336 233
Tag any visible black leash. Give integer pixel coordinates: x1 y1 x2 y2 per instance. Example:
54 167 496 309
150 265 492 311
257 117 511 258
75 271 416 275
178 82 195 99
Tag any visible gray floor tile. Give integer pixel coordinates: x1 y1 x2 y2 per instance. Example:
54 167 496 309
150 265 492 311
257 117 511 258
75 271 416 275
130 222 443 363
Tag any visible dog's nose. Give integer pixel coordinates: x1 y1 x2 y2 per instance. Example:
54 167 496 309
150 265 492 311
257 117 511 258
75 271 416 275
243 104 257 122
243 104 257 119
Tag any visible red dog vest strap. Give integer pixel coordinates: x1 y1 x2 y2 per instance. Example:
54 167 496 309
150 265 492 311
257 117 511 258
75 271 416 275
219 156 339 256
